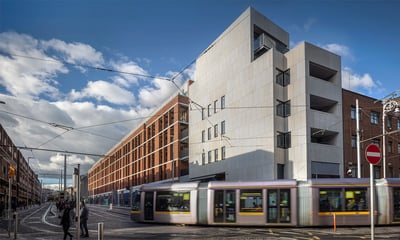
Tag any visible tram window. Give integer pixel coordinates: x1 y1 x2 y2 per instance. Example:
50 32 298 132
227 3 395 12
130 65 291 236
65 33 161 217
132 191 140 211
393 188 400 221
319 188 342 212
345 189 367 211
155 191 190 212
240 189 263 212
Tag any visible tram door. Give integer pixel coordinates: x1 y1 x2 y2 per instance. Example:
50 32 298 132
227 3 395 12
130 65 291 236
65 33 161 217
214 190 236 223
267 189 290 223
144 192 154 221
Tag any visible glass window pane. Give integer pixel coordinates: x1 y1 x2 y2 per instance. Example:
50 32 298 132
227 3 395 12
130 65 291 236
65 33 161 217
240 189 263 212
156 191 190 212
319 188 342 212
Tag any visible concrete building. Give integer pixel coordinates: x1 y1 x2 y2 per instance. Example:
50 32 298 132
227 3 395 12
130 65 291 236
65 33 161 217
189 7 343 181
88 93 189 205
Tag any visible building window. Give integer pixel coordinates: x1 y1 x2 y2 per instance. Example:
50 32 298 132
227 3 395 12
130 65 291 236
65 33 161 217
388 141 393 153
387 117 393 129
277 164 284 179
277 132 291 149
208 151 212 163
397 143 400 154
276 100 291 117
214 149 218 161
351 135 356 148
276 69 290 87
214 100 218 113
208 104 212 117
221 96 225 110
202 152 205 165
398 118 400 129
351 106 356 120
214 124 218 138
201 130 205 143
207 127 211 140
201 108 205 120
221 146 226 160
221 121 226 135
371 111 379 125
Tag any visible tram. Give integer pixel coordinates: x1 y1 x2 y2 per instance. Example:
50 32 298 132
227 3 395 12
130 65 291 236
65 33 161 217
130 178 400 227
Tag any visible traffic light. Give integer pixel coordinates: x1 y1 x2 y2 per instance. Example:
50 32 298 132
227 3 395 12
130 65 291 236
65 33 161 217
9 165 15 178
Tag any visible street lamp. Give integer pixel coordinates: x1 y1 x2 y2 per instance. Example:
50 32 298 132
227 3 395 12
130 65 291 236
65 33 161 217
382 94 400 178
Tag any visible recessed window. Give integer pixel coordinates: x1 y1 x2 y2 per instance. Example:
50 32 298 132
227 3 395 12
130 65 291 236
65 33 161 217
202 153 205 165
351 106 356 120
371 111 379 125
221 146 226 160
221 96 225 110
214 149 218 161
208 104 211 117
214 124 218 138
201 130 205 143
208 151 212 163
277 132 291 149
208 127 211 140
351 135 356 148
276 100 291 117
214 100 218 113
221 121 226 135
276 69 290 87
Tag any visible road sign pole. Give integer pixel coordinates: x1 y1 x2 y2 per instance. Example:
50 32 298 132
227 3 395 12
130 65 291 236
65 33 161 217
370 163 374 240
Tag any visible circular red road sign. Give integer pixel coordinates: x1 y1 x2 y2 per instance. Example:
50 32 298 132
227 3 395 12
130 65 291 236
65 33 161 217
365 144 381 165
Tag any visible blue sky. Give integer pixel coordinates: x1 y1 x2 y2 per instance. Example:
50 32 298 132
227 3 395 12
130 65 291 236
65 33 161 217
0 0 399 189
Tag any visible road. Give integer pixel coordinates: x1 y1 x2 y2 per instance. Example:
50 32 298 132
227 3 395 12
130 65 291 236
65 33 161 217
1 203 400 239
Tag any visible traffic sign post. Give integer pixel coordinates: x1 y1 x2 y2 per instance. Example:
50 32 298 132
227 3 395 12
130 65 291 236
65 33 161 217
365 144 381 165
365 143 381 240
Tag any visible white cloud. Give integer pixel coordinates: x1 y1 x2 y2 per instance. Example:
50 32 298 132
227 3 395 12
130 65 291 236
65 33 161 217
110 60 149 86
342 67 381 94
42 38 104 67
0 32 67 99
69 80 136 105
321 43 352 58
138 78 177 108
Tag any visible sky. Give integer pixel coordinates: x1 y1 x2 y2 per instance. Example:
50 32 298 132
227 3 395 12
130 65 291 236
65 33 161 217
0 0 399 190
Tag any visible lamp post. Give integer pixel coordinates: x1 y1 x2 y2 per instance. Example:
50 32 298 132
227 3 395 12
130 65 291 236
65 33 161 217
381 93 400 178
27 157 34 207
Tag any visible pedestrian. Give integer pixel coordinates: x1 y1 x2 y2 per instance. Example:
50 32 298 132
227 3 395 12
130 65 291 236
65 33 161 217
60 203 74 240
80 200 89 238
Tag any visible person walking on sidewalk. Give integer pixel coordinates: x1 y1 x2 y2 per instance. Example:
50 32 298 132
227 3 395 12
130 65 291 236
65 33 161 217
80 200 89 238
60 203 74 240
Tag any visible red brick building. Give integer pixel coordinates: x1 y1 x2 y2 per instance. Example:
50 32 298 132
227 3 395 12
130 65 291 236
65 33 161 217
343 89 400 178
88 94 189 205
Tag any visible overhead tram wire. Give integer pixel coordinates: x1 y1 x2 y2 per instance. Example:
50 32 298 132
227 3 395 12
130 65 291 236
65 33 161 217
9 54 171 81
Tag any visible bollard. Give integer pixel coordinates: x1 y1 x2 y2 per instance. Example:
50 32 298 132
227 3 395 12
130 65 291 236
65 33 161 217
98 222 104 240
333 213 336 233
13 212 18 240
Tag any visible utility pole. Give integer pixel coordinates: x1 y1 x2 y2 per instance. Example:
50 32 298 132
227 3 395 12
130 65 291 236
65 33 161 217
64 154 67 200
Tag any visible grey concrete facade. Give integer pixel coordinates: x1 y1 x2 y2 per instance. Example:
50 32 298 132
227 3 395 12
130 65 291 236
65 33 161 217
188 7 343 181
